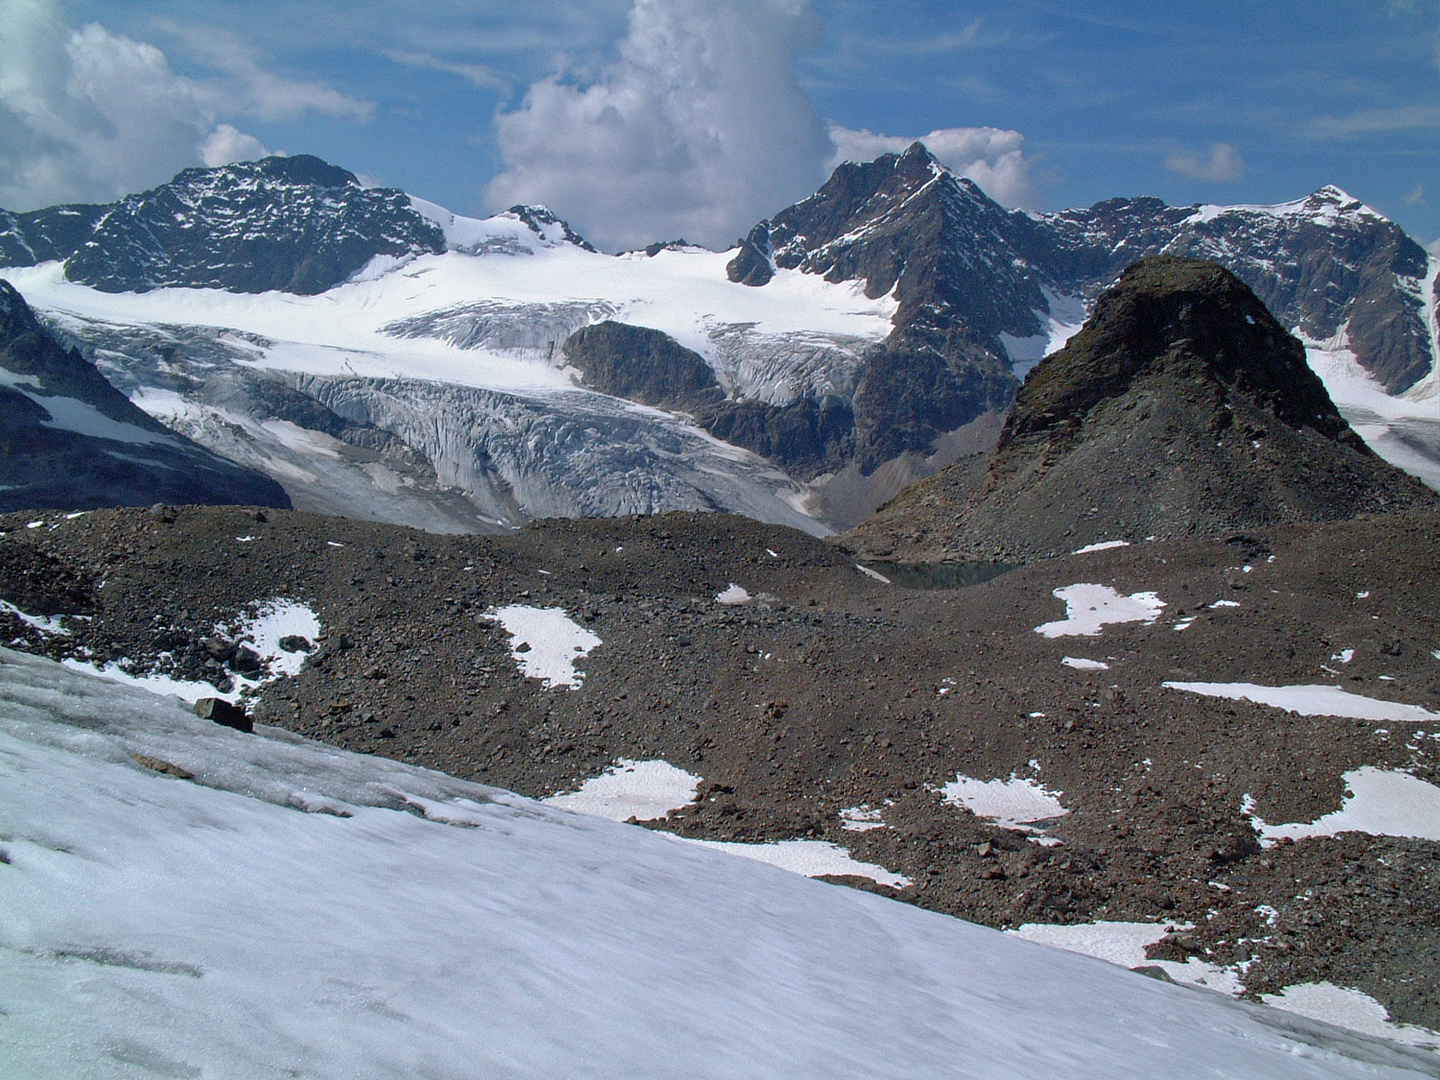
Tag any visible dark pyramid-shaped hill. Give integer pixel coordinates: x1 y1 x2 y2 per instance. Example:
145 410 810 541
846 256 1437 563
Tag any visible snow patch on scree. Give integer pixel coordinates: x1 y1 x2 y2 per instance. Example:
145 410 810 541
678 837 911 889
1072 540 1131 555
61 598 320 704
541 761 911 887
1061 656 1109 671
543 759 700 822
941 774 1069 836
1260 984 1440 1050
715 583 751 605
1246 767 1440 844
1035 584 1165 638
1163 682 1440 723
484 605 600 689
1010 921 1242 996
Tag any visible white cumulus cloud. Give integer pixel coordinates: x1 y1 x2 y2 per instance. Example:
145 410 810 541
1163 142 1245 183
826 124 1037 208
485 0 831 251
200 124 275 167
0 0 355 211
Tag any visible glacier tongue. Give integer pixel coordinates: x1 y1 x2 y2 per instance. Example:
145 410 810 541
42 309 828 534
294 374 828 531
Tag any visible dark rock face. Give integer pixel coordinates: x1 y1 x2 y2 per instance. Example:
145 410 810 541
846 258 1437 563
563 321 724 414
0 204 108 267
701 395 855 479
0 280 291 512
726 222 775 286
0 156 447 295
564 320 855 479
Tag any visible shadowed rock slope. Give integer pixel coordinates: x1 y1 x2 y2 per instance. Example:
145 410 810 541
0 281 290 512
846 257 1436 564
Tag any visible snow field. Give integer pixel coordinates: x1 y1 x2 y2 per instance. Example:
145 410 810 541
1034 584 1166 638
483 604 601 689
543 759 701 821
1163 682 1440 723
1013 920 1440 1048
939 774 1069 836
4 650 1440 1076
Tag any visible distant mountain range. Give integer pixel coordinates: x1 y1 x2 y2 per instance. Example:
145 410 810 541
0 147 1434 529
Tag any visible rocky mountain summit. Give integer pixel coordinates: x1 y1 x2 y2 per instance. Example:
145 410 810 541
846 258 1436 564
0 281 289 512
0 156 448 294
719 147 1435 494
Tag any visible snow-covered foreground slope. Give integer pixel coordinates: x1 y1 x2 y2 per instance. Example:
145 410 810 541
1 649 1436 1079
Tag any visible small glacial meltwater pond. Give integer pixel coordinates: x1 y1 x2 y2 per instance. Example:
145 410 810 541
863 561 1016 589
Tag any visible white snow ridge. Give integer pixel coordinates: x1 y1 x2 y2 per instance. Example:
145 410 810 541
0 649 1434 1078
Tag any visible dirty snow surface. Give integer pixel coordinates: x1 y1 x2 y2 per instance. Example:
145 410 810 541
1035 584 1166 637
484 604 601 689
3 648 1433 1079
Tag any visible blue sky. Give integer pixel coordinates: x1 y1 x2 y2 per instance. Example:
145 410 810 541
2 0 1437 251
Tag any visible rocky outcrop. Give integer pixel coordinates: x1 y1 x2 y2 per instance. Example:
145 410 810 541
846 258 1437 563
0 281 290 512
0 156 447 295
563 322 724 414
506 205 597 253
